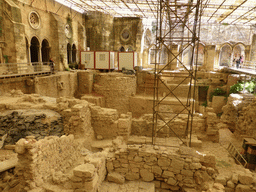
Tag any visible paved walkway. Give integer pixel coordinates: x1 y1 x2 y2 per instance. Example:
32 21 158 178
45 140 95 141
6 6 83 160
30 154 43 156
228 67 256 76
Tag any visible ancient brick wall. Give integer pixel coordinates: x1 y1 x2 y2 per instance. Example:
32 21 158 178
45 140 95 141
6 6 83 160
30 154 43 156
106 145 217 191
15 135 83 190
90 104 132 140
94 73 136 114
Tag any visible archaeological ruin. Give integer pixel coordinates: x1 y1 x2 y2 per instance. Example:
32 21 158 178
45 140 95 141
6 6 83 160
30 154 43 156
0 0 256 192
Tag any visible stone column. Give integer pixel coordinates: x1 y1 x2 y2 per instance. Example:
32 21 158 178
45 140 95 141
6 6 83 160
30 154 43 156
168 44 178 70
214 45 220 69
244 45 250 61
27 43 31 65
204 45 216 71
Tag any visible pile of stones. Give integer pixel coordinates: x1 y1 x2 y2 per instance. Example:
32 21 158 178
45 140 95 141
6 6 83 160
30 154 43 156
0 110 63 146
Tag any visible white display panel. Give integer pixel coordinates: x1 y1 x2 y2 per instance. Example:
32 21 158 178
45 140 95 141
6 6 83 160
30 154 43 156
95 51 110 69
81 51 94 69
118 52 137 70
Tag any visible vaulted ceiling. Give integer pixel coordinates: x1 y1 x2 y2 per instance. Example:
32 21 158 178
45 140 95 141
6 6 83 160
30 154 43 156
56 0 256 26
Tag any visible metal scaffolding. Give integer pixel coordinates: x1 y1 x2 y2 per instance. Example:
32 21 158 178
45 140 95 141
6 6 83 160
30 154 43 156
152 0 202 146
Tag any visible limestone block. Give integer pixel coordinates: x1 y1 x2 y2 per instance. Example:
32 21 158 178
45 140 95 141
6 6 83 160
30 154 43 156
134 156 143 162
15 138 26 154
213 183 225 190
167 177 177 186
83 173 99 191
140 169 154 182
106 161 114 172
212 96 227 114
162 171 175 178
118 118 131 129
190 163 202 170
238 173 253 185
215 175 227 186
227 180 235 189
158 157 171 167
73 164 95 178
201 154 216 168
107 172 125 184
171 158 184 170
235 184 254 192
181 170 193 177
152 165 162 176
125 172 140 180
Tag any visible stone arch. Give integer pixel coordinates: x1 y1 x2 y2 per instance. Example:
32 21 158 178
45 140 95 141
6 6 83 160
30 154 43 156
72 44 77 63
30 36 40 63
67 43 72 64
147 44 156 66
41 39 50 63
233 43 245 62
119 46 125 52
219 43 232 67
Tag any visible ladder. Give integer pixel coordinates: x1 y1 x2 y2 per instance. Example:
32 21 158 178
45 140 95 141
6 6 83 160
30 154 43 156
226 142 247 167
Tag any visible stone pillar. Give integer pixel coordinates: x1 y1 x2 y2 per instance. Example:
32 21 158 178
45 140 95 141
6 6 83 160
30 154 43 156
27 43 31 64
38 44 42 64
168 44 178 70
245 45 250 61
0 42 4 63
214 45 220 69
204 45 216 71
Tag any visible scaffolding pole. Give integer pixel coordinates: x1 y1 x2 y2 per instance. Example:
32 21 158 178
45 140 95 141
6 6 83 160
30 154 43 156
152 0 202 146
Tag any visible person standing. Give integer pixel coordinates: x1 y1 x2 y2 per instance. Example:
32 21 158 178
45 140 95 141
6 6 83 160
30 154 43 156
236 56 240 69
49 58 55 73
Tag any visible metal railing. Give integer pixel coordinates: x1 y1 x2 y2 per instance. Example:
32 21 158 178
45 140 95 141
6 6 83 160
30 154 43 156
0 62 53 76
240 61 256 70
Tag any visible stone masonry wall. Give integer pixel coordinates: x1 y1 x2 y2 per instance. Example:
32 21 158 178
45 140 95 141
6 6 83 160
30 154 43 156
131 114 205 138
15 135 83 190
90 104 132 140
94 73 136 114
221 93 255 135
106 145 217 192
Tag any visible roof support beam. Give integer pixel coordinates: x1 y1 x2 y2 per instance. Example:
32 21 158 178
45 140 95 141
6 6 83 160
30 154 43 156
219 0 248 23
207 0 227 22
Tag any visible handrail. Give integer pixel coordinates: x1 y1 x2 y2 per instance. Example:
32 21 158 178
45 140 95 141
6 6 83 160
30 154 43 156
0 62 54 76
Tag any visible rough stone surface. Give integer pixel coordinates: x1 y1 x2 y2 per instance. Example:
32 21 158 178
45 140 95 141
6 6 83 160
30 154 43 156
107 172 125 184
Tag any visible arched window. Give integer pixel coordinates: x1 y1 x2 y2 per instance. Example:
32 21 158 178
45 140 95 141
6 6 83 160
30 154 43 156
119 46 125 52
30 36 40 62
72 44 77 63
194 43 205 66
182 44 193 69
67 43 72 64
219 44 232 67
41 39 50 63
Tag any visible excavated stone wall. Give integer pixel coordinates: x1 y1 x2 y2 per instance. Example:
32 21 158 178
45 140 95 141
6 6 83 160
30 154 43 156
106 145 217 191
0 109 63 146
0 93 94 147
15 135 83 190
90 104 132 140
131 114 205 138
221 93 255 135
94 73 136 114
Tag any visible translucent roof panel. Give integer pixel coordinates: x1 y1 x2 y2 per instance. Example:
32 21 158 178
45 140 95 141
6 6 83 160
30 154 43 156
58 0 256 26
